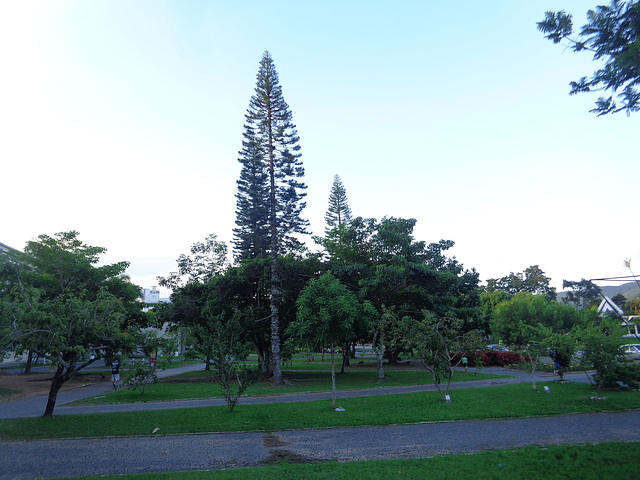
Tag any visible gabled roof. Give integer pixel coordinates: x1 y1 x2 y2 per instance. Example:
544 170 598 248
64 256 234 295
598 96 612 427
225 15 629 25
597 296 624 316
0 242 19 253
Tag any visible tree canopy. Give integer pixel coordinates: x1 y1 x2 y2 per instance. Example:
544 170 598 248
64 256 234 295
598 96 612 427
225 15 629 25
289 271 375 408
537 0 640 115
0 231 142 416
485 265 556 300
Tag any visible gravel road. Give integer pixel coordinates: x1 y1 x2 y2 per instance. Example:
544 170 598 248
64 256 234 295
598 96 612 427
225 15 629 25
1 410 639 479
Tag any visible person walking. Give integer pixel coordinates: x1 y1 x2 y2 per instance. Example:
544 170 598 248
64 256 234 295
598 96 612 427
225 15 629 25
111 358 121 389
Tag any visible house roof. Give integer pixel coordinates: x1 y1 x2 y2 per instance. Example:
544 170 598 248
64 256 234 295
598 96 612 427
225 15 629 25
0 242 19 253
597 296 624 316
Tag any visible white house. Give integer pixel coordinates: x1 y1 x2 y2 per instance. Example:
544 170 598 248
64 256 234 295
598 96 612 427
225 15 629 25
0 241 18 254
597 296 624 316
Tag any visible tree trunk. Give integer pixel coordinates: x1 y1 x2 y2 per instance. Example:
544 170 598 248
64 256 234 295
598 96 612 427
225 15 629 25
266 90 283 387
42 354 96 417
375 330 385 380
530 358 538 392
24 349 34 374
340 347 348 374
256 347 269 374
270 289 283 385
268 205 283 385
427 366 446 402
444 364 454 398
43 365 66 417
331 344 337 409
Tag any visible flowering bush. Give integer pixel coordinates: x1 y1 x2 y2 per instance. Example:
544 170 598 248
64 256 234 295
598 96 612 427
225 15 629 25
455 350 522 367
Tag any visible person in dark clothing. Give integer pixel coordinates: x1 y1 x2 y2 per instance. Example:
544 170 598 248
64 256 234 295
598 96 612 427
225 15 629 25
111 359 121 389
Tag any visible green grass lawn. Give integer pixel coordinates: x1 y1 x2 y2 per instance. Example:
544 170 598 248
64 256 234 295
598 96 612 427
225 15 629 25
1 382 638 441
39 442 640 480
72 369 506 405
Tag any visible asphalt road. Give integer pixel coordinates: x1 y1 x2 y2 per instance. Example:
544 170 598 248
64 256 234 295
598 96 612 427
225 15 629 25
1 410 639 479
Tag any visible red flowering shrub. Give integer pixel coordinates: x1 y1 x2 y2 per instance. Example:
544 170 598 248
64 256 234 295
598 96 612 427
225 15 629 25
450 350 521 367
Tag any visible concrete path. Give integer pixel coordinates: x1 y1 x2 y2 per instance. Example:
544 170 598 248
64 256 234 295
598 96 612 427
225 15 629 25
1 365 637 479
0 366 591 419
0 363 209 420
1 410 638 479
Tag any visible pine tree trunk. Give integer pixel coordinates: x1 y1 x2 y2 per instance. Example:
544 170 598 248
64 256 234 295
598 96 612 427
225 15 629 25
267 96 284 387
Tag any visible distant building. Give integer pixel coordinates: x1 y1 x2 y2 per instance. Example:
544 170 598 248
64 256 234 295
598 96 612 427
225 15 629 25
0 241 19 254
142 286 171 305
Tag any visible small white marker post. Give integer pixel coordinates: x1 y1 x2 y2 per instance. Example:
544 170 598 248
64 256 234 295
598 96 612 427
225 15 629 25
544 386 551 393
445 395 451 403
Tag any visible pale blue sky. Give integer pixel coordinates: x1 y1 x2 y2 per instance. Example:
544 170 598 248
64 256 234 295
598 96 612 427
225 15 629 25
1 1 638 295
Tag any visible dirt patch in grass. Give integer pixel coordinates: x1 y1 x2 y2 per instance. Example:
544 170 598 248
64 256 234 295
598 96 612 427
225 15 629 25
0 372 109 403
260 433 322 465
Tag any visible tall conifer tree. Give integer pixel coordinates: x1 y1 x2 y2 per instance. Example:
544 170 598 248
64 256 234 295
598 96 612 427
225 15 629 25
325 174 352 231
233 51 308 385
233 139 270 261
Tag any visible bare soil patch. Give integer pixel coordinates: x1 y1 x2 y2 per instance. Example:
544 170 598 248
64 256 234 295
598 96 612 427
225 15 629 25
0 372 109 403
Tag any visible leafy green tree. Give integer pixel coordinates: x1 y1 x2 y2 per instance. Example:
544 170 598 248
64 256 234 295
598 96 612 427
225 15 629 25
156 234 229 369
628 295 640 314
318 216 481 364
546 330 578 381
202 312 257 413
325 174 352 231
402 313 482 402
491 292 581 389
120 330 176 396
234 51 308 386
611 293 628 312
579 317 638 395
491 293 550 391
162 254 323 377
479 290 511 336
562 279 602 309
485 265 556 300
537 0 640 115
0 232 141 416
157 234 228 290
289 272 375 408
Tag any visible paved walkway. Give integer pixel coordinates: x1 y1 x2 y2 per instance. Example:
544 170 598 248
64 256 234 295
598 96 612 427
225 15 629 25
0 366 591 419
0 363 210 420
1 365 637 479
1 410 639 478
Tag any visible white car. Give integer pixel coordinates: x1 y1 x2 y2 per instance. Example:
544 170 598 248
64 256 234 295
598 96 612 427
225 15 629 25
622 344 640 359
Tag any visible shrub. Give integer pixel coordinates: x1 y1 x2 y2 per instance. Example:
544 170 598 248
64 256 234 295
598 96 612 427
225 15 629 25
452 350 521 367
481 350 522 367
183 349 202 361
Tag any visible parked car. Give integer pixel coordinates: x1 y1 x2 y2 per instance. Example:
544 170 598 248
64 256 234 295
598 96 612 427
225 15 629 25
622 344 640 360
486 344 509 352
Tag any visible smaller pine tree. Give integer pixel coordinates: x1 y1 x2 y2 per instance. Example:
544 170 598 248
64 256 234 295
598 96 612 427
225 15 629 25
325 174 352 231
